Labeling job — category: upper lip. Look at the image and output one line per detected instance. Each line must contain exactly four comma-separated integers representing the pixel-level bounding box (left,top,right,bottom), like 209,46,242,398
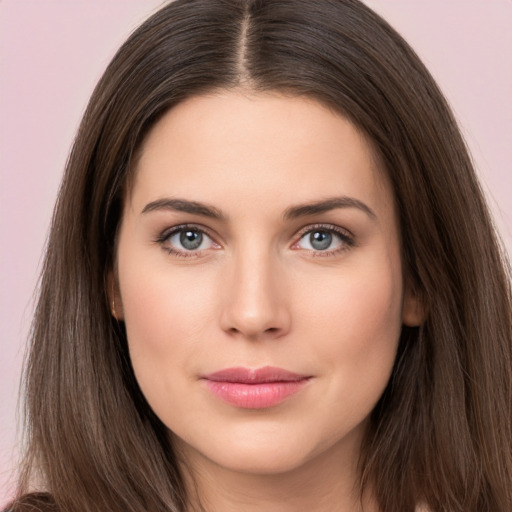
202,366,310,384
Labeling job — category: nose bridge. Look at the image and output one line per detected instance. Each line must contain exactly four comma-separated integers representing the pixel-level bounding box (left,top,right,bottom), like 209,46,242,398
220,240,290,339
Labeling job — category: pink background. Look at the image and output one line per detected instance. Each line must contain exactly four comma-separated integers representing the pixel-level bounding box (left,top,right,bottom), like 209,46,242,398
1,0,511,502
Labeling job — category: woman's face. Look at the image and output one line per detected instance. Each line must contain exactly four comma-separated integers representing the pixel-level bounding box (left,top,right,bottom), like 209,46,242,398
114,91,420,476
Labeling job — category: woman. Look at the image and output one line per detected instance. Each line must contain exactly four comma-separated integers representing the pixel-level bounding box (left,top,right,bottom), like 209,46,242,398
7,0,512,511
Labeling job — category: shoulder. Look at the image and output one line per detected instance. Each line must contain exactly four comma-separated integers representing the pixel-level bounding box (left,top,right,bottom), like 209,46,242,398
3,493,57,512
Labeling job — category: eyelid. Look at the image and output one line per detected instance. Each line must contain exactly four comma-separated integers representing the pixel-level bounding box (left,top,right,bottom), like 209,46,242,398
291,223,355,255
156,223,218,242
294,223,354,239
155,223,222,257
154,222,355,258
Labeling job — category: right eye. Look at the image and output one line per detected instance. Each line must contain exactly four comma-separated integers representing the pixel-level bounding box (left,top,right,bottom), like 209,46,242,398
158,225,220,257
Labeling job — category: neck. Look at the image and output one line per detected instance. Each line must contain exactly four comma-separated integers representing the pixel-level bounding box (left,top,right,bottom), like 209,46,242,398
174,434,378,512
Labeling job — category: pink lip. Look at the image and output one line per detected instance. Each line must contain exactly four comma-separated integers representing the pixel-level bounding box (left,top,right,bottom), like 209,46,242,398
201,366,311,409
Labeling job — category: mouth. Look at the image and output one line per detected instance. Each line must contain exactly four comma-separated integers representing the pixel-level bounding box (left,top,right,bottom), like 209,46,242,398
201,366,312,409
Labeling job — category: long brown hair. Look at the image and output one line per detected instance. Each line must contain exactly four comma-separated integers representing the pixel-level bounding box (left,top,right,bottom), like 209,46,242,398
12,1,512,511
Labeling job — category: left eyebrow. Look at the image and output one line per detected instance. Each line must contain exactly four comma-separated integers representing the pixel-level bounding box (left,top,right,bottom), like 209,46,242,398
283,196,376,221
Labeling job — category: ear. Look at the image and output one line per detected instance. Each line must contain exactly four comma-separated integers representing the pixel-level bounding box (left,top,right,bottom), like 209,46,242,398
107,271,124,321
402,283,426,327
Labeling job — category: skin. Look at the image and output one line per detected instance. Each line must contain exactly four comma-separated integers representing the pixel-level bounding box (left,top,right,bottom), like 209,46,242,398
113,90,422,512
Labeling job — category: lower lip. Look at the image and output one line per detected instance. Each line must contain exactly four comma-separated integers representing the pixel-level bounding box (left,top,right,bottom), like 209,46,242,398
203,379,310,409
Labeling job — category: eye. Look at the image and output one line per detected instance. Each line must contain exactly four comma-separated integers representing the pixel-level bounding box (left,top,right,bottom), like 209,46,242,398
292,225,354,255
157,225,220,257
170,229,207,251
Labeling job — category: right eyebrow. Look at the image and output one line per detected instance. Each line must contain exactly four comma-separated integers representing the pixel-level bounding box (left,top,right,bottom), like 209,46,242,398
141,198,226,220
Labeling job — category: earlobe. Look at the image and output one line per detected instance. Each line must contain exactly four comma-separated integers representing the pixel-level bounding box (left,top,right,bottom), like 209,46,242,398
107,271,124,321
402,285,426,327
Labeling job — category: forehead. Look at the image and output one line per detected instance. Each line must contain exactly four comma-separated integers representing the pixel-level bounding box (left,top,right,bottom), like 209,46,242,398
128,90,394,220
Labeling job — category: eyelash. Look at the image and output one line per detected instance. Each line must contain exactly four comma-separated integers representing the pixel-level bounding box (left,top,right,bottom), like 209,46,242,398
154,223,355,258
154,224,218,258
293,223,355,257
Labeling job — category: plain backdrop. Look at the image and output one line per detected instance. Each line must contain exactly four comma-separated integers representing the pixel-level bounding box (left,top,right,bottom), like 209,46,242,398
1,0,511,503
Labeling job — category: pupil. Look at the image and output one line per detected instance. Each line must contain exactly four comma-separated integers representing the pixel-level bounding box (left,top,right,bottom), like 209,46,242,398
180,230,202,250
310,231,332,250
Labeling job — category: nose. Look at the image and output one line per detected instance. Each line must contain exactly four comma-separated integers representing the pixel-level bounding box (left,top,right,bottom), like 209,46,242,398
219,249,291,341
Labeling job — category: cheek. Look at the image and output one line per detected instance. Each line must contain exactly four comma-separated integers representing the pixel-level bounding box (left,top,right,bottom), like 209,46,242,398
118,260,218,395
298,255,404,376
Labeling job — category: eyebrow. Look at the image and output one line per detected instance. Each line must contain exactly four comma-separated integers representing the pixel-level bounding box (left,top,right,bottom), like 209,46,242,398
141,198,225,219
141,195,376,221
283,196,376,220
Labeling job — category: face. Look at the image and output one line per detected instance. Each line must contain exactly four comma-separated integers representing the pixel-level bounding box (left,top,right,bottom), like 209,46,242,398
114,91,421,478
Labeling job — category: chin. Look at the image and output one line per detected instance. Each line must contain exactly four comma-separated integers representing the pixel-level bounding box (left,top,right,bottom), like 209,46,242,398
170,420,359,478
216,445,313,475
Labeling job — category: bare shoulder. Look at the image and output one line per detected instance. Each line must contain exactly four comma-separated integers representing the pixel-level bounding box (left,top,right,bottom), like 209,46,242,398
3,493,57,512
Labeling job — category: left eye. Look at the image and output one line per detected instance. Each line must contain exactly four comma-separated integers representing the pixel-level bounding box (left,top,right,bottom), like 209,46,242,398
294,228,349,252
165,228,216,252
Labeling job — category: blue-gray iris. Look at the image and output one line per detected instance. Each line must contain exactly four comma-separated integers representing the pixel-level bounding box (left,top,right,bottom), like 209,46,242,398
310,231,332,250
180,230,202,250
